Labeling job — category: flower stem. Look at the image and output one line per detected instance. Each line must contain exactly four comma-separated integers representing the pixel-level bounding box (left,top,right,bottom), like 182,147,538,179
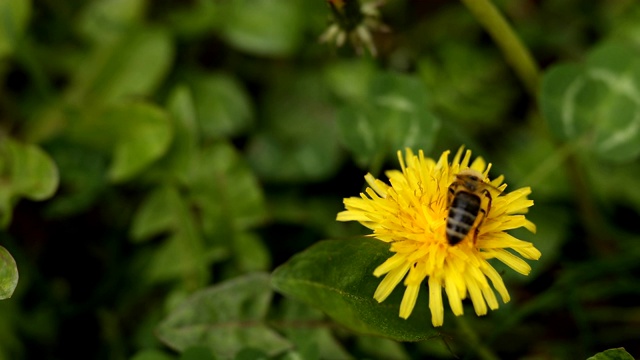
460,0,540,96
461,0,611,255
455,316,500,360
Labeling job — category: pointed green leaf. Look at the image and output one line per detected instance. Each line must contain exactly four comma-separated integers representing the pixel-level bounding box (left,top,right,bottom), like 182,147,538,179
157,273,292,358
68,27,173,105
190,73,253,140
0,246,18,299
130,185,182,242
587,348,635,360
106,102,173,182
337,72,440,167
163,85,198,184
271,238,437,341
0,0,30,58
541,42,640,162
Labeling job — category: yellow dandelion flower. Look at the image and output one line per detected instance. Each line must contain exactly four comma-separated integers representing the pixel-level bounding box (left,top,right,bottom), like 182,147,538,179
337,148,540,327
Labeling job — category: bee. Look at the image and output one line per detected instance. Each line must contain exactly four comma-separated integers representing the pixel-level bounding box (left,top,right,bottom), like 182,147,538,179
446,169,499,246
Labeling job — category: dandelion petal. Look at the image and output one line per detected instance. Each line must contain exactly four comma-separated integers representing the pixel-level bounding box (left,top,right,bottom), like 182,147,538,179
428,277,444,327
400,283,420,319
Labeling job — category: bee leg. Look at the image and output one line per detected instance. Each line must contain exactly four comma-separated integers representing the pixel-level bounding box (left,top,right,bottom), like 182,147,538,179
481,189,492,213
447,186,455,205
473,190,493,245
473,207,487,245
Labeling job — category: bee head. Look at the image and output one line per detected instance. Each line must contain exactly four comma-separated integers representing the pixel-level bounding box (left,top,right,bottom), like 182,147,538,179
456,168,485,181
455,168,486,190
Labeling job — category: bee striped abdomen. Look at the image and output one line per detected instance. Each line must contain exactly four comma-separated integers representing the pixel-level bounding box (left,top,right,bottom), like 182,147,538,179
446,192,481,245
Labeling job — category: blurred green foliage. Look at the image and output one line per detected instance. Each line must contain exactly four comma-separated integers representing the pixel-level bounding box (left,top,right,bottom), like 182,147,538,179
1,0,640,359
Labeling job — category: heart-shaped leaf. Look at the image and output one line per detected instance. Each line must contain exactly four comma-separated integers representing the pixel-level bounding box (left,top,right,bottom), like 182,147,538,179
337,72,440,167
541,42,640,162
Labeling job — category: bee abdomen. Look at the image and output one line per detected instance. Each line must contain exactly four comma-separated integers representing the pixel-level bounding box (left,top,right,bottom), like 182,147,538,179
446,192,481,245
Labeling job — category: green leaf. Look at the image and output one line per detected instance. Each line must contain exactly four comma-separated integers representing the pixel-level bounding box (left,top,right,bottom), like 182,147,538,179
233,348,268,360
219,0,304,56
324,59,377,102
587,348,635,360
143,191,213,288
337,72,440,167
0,0,30,58
130,349,177,360
355,335,410,360
3,139,59,200
43,145,107,219
68,27,173,106
157,273,292,358
180,346,216,360
130,185,182,242
163,85,198,184
540,42,640,162
271,238,437,341
0,138,59,227
587,155,640,215
276,298,352,360
163,1,222,37
187,142,266,234
190,73,254,140
246,71,342,182
0,246,18,299
76,0,146,42
106,102,174,182
233,232,271,273
417,43,517,127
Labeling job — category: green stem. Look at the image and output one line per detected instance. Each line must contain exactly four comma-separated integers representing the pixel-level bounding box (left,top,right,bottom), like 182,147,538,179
564,151,612,255
455,316,500,360
462,0,611,255
525,140,575,190
460,0,540,96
